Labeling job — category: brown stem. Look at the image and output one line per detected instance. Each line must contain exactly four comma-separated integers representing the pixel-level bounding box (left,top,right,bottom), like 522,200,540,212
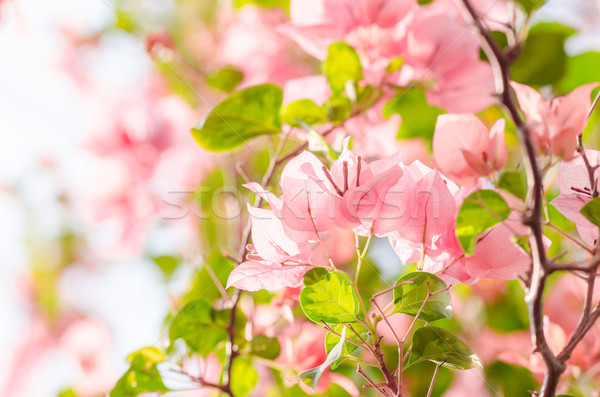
357,364,389,396
459,1,562,395
426,363,443,397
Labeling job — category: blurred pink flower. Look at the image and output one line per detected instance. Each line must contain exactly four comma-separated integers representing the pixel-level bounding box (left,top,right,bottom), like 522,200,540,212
280,0,417,82
277,322,359,395
221,5,310,86
433,114,507,186
512,82,598,159
398,1,495,112
551,149,600,246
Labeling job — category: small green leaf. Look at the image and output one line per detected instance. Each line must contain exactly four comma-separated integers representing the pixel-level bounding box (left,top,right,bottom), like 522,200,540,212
300,268,360,324
383,90,444,140
514,0,546,13
581,198,600,227
497,170,527,201
57,388,78,397
326,94,353,123
280,99,328,127
393,272,452,322
231,358,259,396
150,255,180,278
405,327,481,370
323,42,363,93
557,52,600,93
456,190,510,255
234,0,289,10
299,326,347,389
325,323,370,369
511,23,573,86
169,299,245,356
110,348,169,397
206,66,244,92
191,84,283,152
250,335,281,360
386,57,404,74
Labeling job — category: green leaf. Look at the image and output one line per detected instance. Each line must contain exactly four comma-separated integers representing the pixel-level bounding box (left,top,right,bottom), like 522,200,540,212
323,42,363,93
191,84,283,152
325,323,370,369
57,388,78,397
514,0,546,13
581,198,600,227
386,57,404,74
206,66,244,92
557,52,600,93
392,272,452,322
300,268,360,324
383,90,444,140
456,190,510,255
169,299,245,356
299,326,347,389
497,170,527,201
511,23,573,86
231,358,259,396
484,361,538,397
405,326,481,370
235,0,289,10
150,255,180,278
280,99,328,127
250,335,281,360
326,94,353,123
110,348,169,397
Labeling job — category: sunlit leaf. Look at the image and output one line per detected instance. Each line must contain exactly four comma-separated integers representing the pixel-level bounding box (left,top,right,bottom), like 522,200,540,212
191,84,282,152
300,268,360,324
512,23,574,86
324,42,363,93
456,190,510,255
393,272,452,322
280,99,328,127
169,299,245,356
206,66,244,92
250,335,281,360
557,52,600,94
497,170,527,201
514,0,546,13
231,358,259,396
405,327,481,370
110,348,169,397
383,90,444,140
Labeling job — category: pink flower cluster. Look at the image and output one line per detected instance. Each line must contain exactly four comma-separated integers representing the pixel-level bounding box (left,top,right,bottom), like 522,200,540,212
228,138,530,292
280,0,497,112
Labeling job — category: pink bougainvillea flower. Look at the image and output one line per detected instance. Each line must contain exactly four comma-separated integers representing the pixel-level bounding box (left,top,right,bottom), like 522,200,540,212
227,205,316,291
280,0,417,82
461,219,531,280
221,5,309,86
279,151,341,239
279,143,404,238
550,149,600,246
334,147,405,233
386,161,459,262
512,82,598,159
397,2,495,113
433,114,507,186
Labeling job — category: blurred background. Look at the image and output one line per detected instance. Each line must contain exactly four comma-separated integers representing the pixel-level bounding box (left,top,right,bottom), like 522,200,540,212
1,0,600,396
